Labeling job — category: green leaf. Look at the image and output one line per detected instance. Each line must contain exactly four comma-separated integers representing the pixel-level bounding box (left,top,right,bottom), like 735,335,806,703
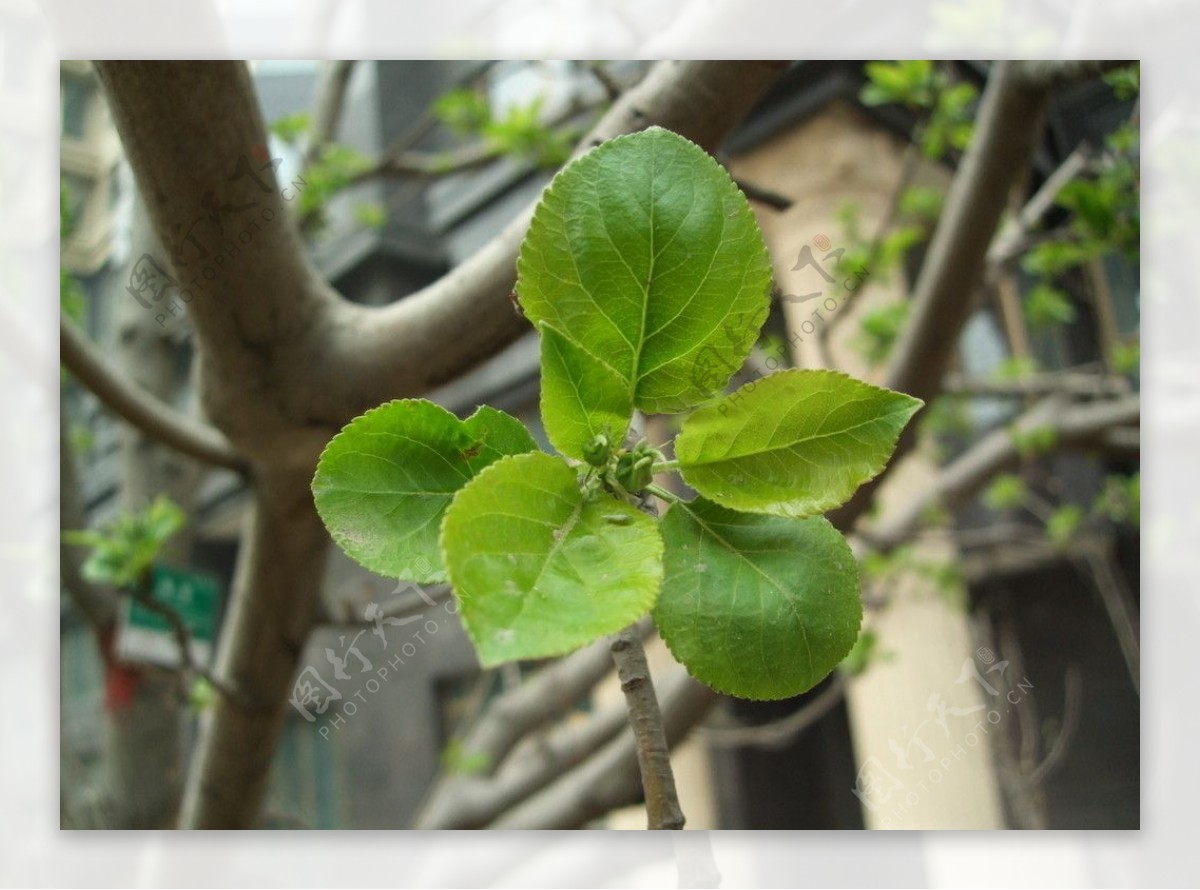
676,369,924,518
537,321,633,459
441,452,663,667
313,400,537,583
516,126,772,417
652,498,861,700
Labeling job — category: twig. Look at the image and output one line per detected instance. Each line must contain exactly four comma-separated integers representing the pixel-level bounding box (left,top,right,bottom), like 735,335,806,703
864,393,1140,552
987,144,1093,270
413,627,637,827
733,176,793,211
699,673,847,749
60,319,247,473
1029,664,1084,787
822,136,924,344
586,61,623,102
609,624,685,829
303,60,356,171
1074,542,1140,695
127,583,263,711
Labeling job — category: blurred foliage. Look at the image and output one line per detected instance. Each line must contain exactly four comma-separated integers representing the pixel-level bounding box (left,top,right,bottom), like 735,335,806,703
860,60,978,160
440,737,492,776
1046,504,1084,549
352,202,387,229
899,185,945,222
991,355,1039,381
840,628,892,676
863,543,965,608
1023,282,1077,330
269,112,311,146
1094,472,1139,527
482,97,573,168
982,473,1028,511
62,495,185,589
1103,63,1139,102
433,87,493,136
1008,424,1058,458
855,301,911,366
298,143,373,220
1111,340,1140,376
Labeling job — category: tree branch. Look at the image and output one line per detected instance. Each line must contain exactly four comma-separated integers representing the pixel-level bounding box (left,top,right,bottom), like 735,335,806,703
489,670,717,829
987,144,1092,270
829,61,1089,532
609,625,685,829
127,580,262,711
942,370,1132,399
699,673,847,749
865,393,1140,552
413,628,633,827
1013,60,1131,92
304,60,356,171
61,319,247,473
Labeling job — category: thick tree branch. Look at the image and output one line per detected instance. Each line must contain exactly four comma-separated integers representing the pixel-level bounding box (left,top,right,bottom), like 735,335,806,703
61,319,247,473
610,625,685,830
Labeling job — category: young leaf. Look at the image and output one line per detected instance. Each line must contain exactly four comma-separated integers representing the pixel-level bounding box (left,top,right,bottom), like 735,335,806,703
537,321,633,459
676,369,923,518
652,498,861,700
441,452,663,667
312,400,537,583
516,126,772,421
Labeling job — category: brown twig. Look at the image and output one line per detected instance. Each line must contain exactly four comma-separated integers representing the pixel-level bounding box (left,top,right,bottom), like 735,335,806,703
609,624,686,829
699,672,847,749
127,582,264,712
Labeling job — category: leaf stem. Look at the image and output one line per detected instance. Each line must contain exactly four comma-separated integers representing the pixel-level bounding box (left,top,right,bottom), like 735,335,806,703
609,624,686,829
652,459,680,473
645,483,681,504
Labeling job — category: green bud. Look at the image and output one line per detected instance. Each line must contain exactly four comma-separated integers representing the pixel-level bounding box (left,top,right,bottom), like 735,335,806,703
582,433,612,468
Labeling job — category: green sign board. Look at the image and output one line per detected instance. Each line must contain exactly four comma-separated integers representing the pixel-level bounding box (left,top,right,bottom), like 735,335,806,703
116,564,219,668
